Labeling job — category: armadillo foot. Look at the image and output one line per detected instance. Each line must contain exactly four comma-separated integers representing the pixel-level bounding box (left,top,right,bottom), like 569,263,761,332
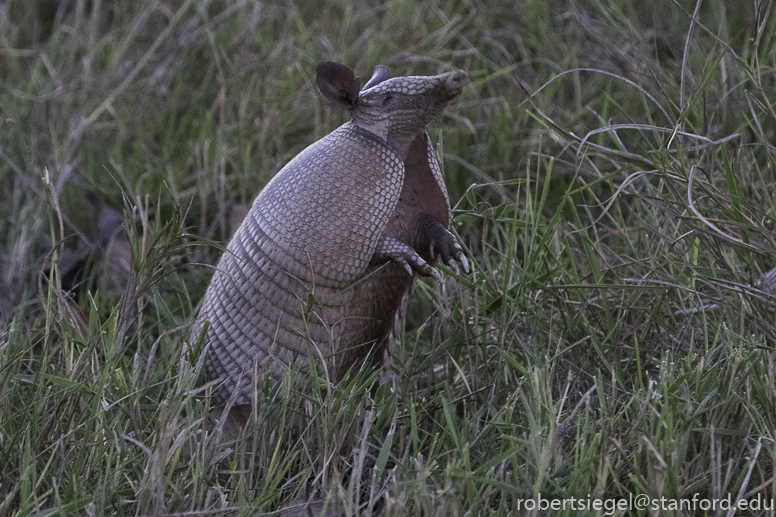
373,235,441,281
428,226,469,275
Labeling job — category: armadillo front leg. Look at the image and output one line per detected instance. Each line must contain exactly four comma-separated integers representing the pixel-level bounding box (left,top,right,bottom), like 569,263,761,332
372,235,442,281
372,216,468,280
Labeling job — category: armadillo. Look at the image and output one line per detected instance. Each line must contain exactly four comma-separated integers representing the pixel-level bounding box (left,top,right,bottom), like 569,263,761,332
194,61,468,408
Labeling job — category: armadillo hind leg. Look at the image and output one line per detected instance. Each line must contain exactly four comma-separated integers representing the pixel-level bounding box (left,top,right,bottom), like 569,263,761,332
335,263,413,380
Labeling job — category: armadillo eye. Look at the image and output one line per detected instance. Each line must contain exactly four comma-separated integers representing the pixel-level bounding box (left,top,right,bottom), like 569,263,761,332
382,95,394,106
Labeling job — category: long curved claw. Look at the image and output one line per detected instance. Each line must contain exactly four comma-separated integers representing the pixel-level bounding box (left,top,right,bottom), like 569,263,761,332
403,251,441,281
449,242,469,273
394,256,415,277
373,235,442,281
430,227,469,277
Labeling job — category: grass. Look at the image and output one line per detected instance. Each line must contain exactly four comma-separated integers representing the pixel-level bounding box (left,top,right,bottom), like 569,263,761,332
1,0,776,515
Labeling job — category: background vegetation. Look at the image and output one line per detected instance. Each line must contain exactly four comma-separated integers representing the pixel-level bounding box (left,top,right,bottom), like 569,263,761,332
1,0,775,515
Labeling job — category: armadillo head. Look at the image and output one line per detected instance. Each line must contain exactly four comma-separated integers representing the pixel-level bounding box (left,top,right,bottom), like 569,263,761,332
316,62,466,160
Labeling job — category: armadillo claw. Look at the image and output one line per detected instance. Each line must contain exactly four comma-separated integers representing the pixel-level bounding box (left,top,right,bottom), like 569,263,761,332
393,256,415,277
373,235,441,281
431,229,469,275
446,242,469,274
401,252,441,280
458,252,470,273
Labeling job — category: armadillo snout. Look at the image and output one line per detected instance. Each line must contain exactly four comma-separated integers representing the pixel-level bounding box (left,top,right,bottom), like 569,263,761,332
446,70,467,93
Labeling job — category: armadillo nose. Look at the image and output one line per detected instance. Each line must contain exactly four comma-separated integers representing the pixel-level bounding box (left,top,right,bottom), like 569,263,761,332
446,70,467,92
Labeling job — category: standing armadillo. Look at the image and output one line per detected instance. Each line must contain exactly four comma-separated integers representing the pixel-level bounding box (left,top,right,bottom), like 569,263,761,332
194,61,468,408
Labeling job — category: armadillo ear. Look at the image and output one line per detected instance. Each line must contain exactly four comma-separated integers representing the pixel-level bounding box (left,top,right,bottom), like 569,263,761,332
316,62,361,110
362,65,392,90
